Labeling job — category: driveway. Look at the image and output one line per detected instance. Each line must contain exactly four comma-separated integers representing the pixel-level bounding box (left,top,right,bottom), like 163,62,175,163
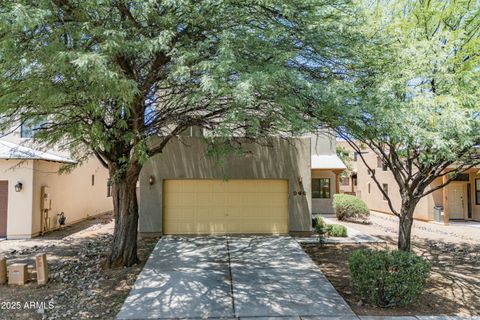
116,236,356,319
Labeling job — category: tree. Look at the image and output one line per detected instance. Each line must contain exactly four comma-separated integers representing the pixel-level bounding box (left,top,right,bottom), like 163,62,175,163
0,1,357,266
322,0,480,251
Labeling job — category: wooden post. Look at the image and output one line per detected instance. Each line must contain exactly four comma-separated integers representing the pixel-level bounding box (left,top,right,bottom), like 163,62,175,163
443,175,449,225
335,172,340,194
35,253,48,285
0,255,6,285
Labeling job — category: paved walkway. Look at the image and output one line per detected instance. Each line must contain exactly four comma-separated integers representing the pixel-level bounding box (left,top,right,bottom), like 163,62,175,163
296,217,385,244
116,236,355,319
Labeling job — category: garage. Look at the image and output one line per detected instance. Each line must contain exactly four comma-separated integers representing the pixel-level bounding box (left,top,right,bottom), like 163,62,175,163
163,179,288,235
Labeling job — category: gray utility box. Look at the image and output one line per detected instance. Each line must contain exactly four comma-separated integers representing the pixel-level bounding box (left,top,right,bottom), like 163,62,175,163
434,206,444,222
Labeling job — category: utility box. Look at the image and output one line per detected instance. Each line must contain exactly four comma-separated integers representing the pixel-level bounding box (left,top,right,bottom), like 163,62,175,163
8,263,28,285
0,256,6,285
434,206,444,223
35,253,48,285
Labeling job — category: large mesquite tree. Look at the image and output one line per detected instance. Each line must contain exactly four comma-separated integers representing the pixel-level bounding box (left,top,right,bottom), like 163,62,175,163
321,0,480,251
0,1,357,266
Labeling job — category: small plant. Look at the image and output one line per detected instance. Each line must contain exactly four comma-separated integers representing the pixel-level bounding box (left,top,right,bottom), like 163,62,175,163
348,249,431,307
333,194,370,221
326,224,348,237
314,216,328,245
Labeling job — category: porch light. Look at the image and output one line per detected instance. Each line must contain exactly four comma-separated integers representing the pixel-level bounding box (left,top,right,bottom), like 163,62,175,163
14,182,23,192
149,176,155,186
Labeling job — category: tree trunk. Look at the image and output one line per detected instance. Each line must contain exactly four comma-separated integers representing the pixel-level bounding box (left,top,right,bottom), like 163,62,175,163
107,171,140,268
398,204,415,252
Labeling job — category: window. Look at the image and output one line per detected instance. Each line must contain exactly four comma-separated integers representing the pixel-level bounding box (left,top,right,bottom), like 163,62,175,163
382,162,388,171
368,182,371,194
476,178,480,205
382,183,388,200
340,177,350,186
91,174,95,186
312,178,331,199
451,173,470,181
353,152,358,161
107,183,112,197
20,119,45,138
377,157,383,168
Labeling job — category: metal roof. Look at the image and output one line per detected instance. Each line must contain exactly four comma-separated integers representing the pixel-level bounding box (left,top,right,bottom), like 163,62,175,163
0,140,76,163
311,154,347,170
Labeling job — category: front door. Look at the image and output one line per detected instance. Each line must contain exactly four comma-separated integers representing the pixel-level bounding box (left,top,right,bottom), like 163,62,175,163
448,182,466,220
0,181,8,238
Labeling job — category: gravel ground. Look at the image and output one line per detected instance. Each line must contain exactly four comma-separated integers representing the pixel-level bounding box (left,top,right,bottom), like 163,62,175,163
303,211,480,317
0,213,159,320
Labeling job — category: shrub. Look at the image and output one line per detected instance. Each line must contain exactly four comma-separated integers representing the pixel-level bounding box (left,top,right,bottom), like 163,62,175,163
348,249,431,307
326,224,348,237
333,194,370,221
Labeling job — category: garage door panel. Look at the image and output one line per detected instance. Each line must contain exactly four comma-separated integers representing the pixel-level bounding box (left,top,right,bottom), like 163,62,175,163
164,193,195,207
163,179,288,234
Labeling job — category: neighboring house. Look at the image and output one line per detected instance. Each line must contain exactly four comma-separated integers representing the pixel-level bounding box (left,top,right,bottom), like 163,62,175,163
337,140,480,223
0,124,112,239
138,129,346,236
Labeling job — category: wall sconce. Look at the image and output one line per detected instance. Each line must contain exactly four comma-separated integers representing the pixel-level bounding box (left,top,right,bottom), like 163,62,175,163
149,176,155,186
14,182,23,192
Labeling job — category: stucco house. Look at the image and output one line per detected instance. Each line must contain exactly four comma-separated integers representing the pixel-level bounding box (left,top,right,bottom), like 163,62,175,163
0,125,112,239
337,141,480,223
138,130,346,236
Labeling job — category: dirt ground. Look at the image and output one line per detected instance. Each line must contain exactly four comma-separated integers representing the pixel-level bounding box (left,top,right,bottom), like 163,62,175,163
302,212,480,317
0,213,159,320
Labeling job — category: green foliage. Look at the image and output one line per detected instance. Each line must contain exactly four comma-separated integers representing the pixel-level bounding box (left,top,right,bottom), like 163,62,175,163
348,249,431,307
336,146,353,177
314,216,327,234
325,224,348,237
321,0,480,251
333,194,370,221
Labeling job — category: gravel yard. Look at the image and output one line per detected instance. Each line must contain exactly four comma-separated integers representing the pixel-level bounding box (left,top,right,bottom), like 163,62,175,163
302,211,480,317
0,213,159,320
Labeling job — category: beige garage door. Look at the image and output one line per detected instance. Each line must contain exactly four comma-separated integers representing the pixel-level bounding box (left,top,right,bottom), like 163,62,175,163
163,179,288,235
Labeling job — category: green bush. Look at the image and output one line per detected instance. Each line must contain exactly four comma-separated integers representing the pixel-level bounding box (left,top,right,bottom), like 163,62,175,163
333,194,370,221
348,249,431,307
326,224,348,237
314,216,327,235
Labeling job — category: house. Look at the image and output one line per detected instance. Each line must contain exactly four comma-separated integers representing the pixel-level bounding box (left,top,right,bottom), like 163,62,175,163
337,141,480,223
137,129,346,236
0,125,112,239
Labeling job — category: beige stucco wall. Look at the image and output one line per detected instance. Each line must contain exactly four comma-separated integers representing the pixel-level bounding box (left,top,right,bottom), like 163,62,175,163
355,149,480,222
31,158,113,236
310,130,336,156
0,160,35,238
139,136,312,234
311,170,336,214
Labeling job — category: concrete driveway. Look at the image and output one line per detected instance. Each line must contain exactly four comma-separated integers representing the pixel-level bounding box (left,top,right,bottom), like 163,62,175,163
116,236,356,319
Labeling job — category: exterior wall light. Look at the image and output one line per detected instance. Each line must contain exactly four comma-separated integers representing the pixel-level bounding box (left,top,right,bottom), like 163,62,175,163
14,182,23,192
149,176,155,186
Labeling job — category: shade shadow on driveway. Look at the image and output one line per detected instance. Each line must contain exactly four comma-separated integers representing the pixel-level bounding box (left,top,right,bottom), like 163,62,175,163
116,236,355,319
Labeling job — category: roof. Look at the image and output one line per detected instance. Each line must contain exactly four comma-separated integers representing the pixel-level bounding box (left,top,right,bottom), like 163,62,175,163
311,154,347,170
0,140,76,163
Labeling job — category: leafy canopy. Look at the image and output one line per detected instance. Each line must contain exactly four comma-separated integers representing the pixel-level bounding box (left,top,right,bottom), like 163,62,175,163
323,0,480,209
0,0,359,178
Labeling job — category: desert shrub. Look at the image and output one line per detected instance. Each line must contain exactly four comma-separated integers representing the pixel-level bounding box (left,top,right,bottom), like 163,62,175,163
348,249,431,307
333,194,370,220
314,216,327,234
326,224,348,237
